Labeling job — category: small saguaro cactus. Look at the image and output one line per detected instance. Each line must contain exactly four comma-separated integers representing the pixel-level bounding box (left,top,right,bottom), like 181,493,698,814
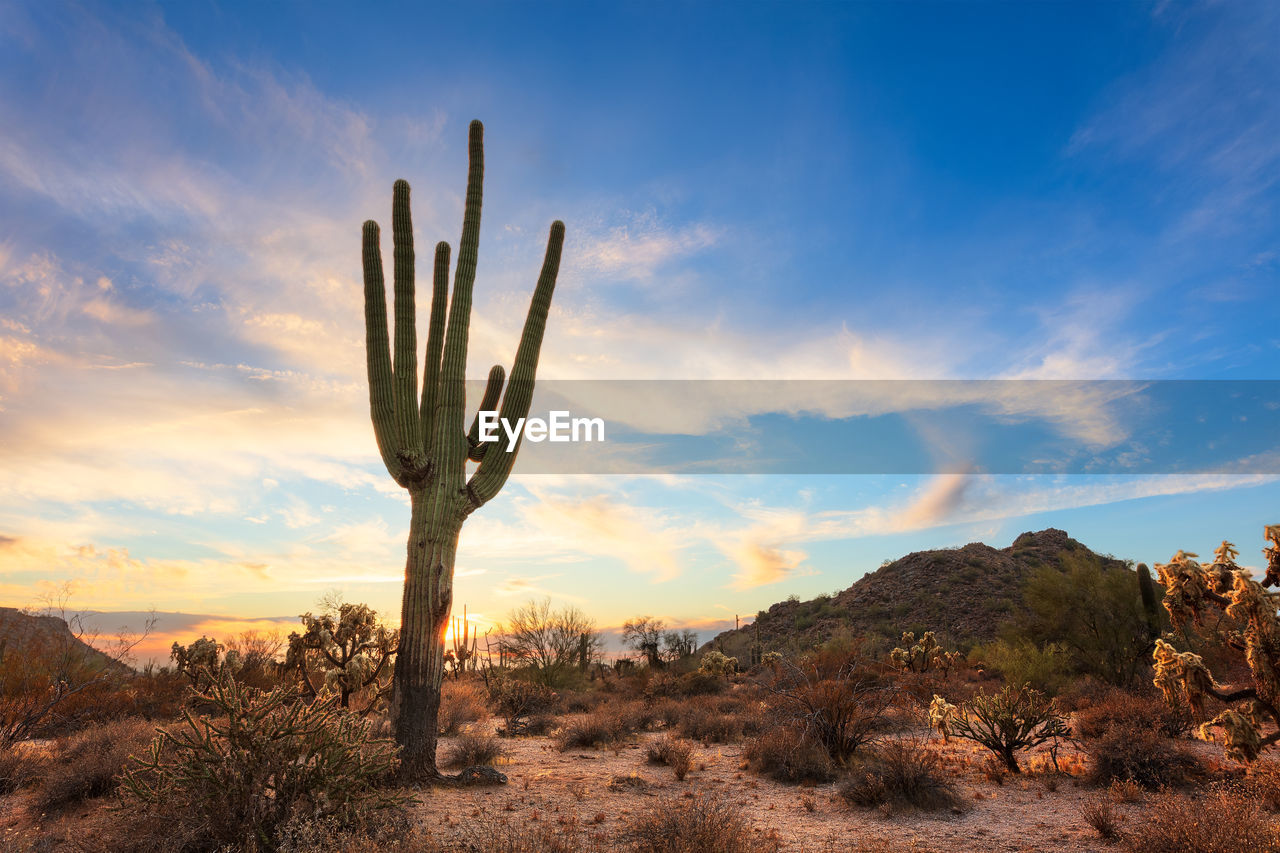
361,119,566,780
448,605,478,677
1151,525,1280,763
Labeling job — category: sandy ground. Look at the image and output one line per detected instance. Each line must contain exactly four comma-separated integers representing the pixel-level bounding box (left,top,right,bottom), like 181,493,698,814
0,717,1234,851
411,719,1147,852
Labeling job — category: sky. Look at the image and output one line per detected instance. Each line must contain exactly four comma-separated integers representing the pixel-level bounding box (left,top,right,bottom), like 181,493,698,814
0,0,1277,664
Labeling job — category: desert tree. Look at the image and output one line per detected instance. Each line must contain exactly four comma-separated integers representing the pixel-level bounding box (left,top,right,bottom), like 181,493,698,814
663,628,699,662
622,616,666,668
498,598,601,687
1012,553,1165,687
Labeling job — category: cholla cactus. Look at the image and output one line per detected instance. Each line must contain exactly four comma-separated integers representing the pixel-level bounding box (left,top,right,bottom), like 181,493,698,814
287,601,398,712
698,650,739,677
121,671,405,849
928,694,957,743
890,631,964,674
761,650,784,668
171,636,226,688
1151,525,1280,763
940,683,1071,773
1152,639,1216,716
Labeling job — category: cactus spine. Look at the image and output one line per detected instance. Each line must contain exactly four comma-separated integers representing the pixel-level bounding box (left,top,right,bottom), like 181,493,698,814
361,120,565,779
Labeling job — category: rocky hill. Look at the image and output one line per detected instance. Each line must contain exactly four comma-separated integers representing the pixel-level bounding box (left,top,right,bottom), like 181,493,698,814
707,528,1128,659
0,606,131,675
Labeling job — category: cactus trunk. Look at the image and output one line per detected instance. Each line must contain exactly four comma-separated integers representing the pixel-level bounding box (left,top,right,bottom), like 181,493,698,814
390,488,460,778
360,120,565,781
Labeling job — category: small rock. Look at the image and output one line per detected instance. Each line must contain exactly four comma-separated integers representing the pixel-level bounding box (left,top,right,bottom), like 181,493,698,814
455,766,508,786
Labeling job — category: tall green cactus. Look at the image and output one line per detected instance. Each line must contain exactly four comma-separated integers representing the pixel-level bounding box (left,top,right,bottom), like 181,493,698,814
361,119,565,779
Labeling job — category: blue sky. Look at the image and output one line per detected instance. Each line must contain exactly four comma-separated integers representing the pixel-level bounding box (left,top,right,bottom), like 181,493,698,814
0,0,1277,661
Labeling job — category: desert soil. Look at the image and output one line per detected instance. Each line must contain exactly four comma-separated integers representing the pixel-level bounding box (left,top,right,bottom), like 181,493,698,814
413,718,1153,852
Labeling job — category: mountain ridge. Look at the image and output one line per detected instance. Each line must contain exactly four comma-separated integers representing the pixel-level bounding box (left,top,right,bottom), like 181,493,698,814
706,528,1129,660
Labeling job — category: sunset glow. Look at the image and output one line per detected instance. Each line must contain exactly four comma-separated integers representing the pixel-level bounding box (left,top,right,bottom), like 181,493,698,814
2,1,1277,665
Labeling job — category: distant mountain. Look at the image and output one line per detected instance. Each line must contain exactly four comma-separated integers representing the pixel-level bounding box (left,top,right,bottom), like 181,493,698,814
706,528,1129,659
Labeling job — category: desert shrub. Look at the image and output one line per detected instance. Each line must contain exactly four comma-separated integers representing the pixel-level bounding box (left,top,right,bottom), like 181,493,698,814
0,743,48,795
121,674,406,851
555,707,637,750
489,676,557,736
1081,796,1121,841
1085,722,1206,789
617,700,659,732
677,704,742,743
442,731,506,769
645,735,695,781
744,726,836,783
838,738,961,813
1074,687,1191,739
274,809,439,853
679,670,728,696
13,671,186,739
557,689,606,714
627,792,781,853
522,712,557,736
0,600,144,746
1121,786,1280,853
972,639,1072,695
645,669,727,700
934,683,1071,773
37,716,155,810
438,679,487,735
1012,553,1166,688
764,656,896,763
454,808,607,853
651,697,685,729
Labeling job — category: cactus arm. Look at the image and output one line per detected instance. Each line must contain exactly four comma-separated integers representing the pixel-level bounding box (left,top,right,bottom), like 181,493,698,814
391,180,422,461
361,220,405,481
419,241,451,455
467,219,565,507
467,364,506,461
434,120,486,483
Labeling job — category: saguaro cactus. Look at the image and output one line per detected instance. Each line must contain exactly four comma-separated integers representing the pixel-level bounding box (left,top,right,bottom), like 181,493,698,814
361,119,565,779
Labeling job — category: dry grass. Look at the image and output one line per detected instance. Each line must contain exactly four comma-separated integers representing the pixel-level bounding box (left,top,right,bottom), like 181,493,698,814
37,716,156,810
743,725,837,784
1120,786,1280,853
555,706,639,750
438,679,488,735
1080,796,1121,841
1073,688,1191,740
0,742,49,795
626,791,781,853
442,731,507,769
839,738,963,814
645,735,695,781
